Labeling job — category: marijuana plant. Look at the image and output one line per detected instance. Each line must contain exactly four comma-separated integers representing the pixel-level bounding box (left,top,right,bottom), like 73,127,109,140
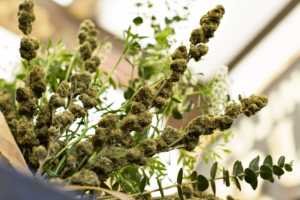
0,1,294,200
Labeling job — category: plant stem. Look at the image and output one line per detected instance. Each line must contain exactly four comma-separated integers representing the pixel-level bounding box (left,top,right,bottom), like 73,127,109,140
65,51,78,81
26,59,30,87
148,77,170,110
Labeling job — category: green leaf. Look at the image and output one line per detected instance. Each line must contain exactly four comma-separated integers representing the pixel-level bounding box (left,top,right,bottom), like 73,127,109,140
222,168,226,185
233,161,243,181
177,168,183,185
210,180,216,196
223,149,231,153
171,97,182,103
133,16,143,26
249,156,260,172
139,177,146,193
191,171,198,189
260,165,273,180
157,178,164,198
109,77,116,90
250,180,258,190
278,156,285,168
16,73,26,80
263,155,273,168
177,186,184,200
233,177,241,191
100,182,111,190
112,181,119,191
211,135,214,143
210,162,218,179
284,164,293,172
47,38,52,49
244,168,257,184
107,152,128,158
186,100,193,112
238,94,242,101
165,17,173,25
124,87,135,100
197,175,209,191
49,73,59,92
172,107,182,120
197,73,204,76
268,176,274,183
273,165,284,176
225,170,230,187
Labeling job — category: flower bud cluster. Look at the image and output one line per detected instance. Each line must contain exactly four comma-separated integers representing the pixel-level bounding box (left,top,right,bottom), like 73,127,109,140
0,90,16,123
57,80,70,99
92,114,116,148
152,80,174,110
29,65,46,98
17,0,35,35
70,71,92,96
16,118,40,149
72,141,93,163
78,20,101,73
120,86,154,134
189,5,225,62
15,87,36,118
19,37,39,61
241,94,268,117
65,169,100,187
53,110,75,129
169,45,188,82
79,85,98,109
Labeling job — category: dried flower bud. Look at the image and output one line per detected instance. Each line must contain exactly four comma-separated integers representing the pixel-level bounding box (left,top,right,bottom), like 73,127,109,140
109,129,122,144
183,185,193,199
131,85,154,108
171,45,187,60
189,28,204,46
154,138,167,150
72,141,93,161
161,126,182,145
241,94,268,117
17,98,37,117
35,145,47,161
53,111,74,128
120,134,136,149
29,65,46,98
36,105,52,128
142,139,157,154
66,155,77,169
137,111,153,128
153,80,174,100
48,126,58,138
49,94,65,109
126,147,141,162
98,114,116,129
57,80,70,98
185,115,214,136
84,56,101,73
130,102,146,114
35,125,49,146
189,44,209,61
70,71,92,95
224,103,241,119
16,87,33,102
120,114,143,133
79,41,92,61
98,157,113,174
17,0,35,35
214,115,234,131
170,59,187,74
92,127,111,147
182,133,199,151
106,147,127,168
135,192,151,200
70,104,86,119
19,37,39,60
152,96,166,110
16,119,39,148
169,71,181,82
79,86,97,109
69,169,100,187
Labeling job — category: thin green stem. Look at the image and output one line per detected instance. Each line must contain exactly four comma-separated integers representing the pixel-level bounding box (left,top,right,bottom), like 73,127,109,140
65,51,78,81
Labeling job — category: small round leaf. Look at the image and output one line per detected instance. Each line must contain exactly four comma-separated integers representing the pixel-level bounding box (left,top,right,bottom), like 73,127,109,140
244,168,257,184
197,175,209,191
260,165,272,180
284,164,293,172
273,165,285,176
133,17,143,26
278,156,285,168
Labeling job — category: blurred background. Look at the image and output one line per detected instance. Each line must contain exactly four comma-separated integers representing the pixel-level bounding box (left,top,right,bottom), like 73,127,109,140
0,0,300,199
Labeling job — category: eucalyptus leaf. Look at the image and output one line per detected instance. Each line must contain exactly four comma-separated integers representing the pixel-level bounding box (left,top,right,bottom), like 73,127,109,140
250,180,258,190
177,186,184,200
210,162,218,179
225,170,230,187
191,171,198,189
244,168,257,184
133,16,143,26
263,155,273,168
278,156,285,168
284,164,293,172
177,168,183,185
197,175,209,191
233,177,241,191
260,165,272,180
210,180,216,196
249,156,260,172
171,97,182,103
273,165,284,176
172,107,182,120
